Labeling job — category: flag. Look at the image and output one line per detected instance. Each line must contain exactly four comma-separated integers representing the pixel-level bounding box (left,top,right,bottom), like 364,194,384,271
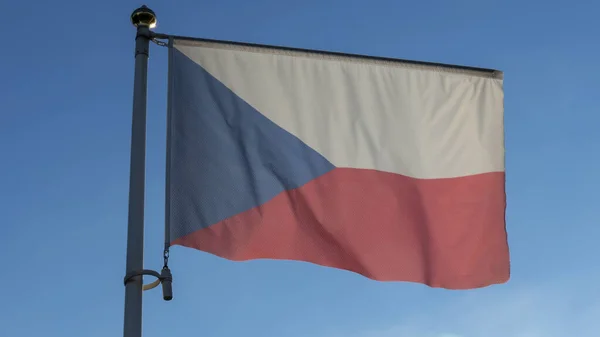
165,38,509,289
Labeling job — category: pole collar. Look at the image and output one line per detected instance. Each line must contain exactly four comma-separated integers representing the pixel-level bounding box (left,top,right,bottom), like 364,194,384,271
124,268,173,301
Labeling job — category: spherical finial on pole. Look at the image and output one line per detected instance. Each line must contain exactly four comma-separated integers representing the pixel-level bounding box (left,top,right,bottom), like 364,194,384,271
131,5,157,29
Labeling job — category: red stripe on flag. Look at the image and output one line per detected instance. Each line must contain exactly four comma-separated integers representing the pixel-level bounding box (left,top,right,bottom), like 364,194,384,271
172,168,509,289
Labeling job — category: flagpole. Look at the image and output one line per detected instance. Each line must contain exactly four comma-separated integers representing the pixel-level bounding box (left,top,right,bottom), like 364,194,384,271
123,5,156,337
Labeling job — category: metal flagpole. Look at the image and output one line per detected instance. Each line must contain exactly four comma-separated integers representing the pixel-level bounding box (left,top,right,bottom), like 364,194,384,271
122,5,173,337
123,5,156,337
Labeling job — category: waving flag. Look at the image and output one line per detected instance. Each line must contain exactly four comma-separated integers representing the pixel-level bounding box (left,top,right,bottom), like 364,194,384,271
165,38,509,289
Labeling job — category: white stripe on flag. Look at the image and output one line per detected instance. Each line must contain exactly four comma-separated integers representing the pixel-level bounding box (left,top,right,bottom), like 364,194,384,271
175,40,504,179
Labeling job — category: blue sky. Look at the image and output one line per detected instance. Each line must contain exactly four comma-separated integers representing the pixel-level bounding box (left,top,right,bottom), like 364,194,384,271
1,0,599,336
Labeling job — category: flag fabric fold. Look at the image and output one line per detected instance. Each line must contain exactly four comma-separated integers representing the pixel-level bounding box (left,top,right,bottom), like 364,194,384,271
166,38,509,289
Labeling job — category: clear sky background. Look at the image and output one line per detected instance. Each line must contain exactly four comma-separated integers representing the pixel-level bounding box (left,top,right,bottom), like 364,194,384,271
1,0,599,336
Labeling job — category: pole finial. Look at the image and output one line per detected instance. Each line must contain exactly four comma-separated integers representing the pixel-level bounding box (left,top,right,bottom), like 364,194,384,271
131,5,157,29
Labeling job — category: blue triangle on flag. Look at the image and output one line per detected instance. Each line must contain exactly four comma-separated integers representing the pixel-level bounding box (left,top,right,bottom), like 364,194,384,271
168,49,336,240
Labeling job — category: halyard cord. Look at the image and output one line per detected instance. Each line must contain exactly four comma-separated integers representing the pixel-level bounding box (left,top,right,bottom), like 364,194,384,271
149,35,169,270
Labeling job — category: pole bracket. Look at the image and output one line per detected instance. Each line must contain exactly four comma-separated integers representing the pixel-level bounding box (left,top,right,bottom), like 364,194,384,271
124,267,173,301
